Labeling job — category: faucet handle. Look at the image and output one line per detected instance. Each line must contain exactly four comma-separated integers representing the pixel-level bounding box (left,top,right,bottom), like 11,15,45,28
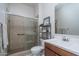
63,36,69,41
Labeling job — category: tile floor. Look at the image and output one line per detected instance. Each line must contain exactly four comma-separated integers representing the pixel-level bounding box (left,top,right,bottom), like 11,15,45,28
9,50,44,56
9,50,32,56
9,49,44,56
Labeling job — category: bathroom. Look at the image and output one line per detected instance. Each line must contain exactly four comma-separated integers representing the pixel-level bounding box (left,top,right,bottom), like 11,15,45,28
0,3,79,56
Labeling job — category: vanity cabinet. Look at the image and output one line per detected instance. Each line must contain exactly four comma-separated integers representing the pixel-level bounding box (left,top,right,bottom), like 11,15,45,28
45,42,77,56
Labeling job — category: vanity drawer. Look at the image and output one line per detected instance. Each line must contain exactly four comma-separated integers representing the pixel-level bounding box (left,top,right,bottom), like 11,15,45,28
45,42,77,56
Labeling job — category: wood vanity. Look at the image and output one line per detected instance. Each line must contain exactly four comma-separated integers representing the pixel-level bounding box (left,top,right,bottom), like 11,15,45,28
45,42,77,56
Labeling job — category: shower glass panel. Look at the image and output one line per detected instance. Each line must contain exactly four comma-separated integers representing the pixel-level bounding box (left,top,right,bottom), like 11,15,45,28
23,18,38,50
8,15,38,54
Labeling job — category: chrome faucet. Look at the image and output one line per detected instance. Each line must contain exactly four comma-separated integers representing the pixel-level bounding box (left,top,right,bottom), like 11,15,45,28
62,36,69,42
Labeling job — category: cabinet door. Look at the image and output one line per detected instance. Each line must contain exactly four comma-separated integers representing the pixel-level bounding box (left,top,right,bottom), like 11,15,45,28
45,48,59,56
45,42,77,56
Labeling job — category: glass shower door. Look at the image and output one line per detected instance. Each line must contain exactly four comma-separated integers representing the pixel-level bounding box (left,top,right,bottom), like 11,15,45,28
8,15,38,54
23,18,38,50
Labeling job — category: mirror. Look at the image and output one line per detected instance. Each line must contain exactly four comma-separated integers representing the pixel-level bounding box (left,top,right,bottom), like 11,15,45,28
55,3,79,35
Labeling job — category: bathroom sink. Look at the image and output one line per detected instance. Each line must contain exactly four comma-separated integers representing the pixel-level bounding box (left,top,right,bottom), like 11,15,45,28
43,37,79,55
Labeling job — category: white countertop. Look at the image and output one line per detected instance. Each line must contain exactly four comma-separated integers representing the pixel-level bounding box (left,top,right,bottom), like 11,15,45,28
43,37,79,55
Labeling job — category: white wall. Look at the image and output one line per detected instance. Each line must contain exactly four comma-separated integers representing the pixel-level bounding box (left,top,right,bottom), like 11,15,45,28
8,3,36,18
38,3,58,38
0,3,8,49
34,4,39,18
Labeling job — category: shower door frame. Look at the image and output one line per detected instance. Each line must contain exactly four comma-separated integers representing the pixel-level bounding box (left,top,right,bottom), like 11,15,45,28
0,23,4,53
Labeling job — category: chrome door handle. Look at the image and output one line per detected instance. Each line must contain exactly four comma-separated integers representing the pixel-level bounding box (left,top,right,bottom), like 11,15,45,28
17,34,24,35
